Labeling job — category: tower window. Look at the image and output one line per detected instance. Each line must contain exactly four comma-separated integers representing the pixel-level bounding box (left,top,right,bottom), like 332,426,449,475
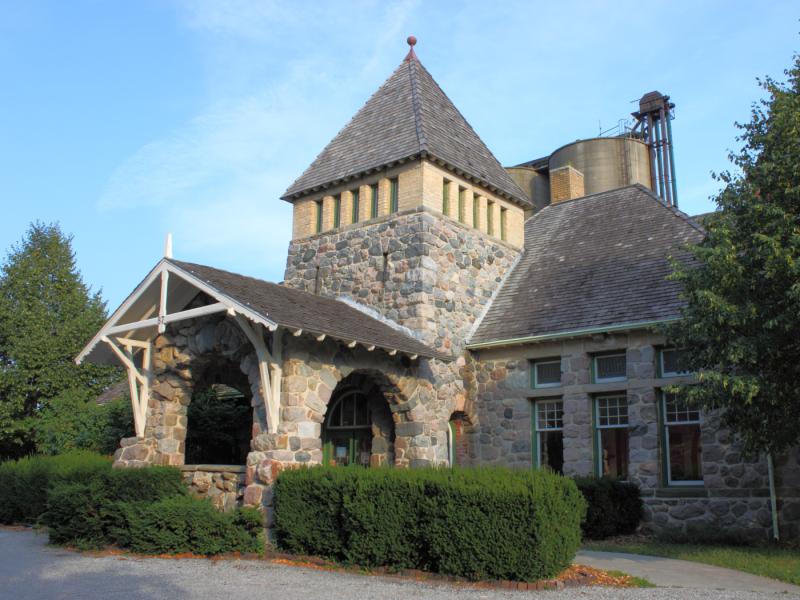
473,195,479,228
458,187,466,223
487,200,495,235
500,207,508,241
315,200,323,233
442,179,450,215
333,194,341,228
370,183,379,218
351,189,360,224
390,178,399,213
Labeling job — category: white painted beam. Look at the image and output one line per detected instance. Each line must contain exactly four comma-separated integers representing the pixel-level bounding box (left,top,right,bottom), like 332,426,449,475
106,303,228,336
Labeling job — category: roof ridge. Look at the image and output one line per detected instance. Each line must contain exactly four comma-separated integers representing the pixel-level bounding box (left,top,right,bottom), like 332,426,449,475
407,59,428,152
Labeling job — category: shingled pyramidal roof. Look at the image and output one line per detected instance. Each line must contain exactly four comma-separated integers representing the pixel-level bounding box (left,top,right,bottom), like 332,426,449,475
283,40,530,207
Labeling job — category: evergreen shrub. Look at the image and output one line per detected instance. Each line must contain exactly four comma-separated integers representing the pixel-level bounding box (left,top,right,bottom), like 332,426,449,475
273,466,586,581
574,477,642,539
0,451,111,524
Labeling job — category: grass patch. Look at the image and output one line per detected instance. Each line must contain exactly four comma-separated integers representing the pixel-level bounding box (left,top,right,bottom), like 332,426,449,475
606,569,656,588
585,540,800,586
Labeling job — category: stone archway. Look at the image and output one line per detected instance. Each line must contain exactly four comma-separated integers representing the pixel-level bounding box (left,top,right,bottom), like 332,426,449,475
321,372,396,467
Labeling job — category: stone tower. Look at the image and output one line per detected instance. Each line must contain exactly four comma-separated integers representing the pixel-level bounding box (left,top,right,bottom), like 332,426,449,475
282,39,531,366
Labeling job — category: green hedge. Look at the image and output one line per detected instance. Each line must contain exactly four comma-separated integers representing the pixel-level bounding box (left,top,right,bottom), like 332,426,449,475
0,452,262,555
0,451,111,524
273,466,586,582
574,477,643,539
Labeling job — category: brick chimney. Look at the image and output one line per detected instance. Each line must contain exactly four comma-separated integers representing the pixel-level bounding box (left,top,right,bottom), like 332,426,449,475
550,165,585,203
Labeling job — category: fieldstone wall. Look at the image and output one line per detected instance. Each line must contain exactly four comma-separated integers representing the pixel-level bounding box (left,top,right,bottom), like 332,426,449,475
181,466,246,512
283,206,520,426
467,331,800,540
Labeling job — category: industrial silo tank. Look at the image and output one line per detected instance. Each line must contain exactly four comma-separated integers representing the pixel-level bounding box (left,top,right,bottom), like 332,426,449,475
548,137,653,196
505,166,550,213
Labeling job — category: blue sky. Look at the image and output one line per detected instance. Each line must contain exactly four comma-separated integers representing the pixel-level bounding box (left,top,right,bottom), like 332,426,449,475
1,0,797,309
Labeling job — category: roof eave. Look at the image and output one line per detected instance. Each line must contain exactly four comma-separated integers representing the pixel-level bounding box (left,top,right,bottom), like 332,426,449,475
466,318,680,351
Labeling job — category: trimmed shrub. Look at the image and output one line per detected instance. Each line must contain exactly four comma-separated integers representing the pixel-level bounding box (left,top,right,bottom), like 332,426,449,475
274,466,585,582
574,477,643,539
0,451,111,524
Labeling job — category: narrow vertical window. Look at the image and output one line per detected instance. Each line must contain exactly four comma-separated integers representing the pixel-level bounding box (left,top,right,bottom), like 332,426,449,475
458,187,466,223
594,395,629,479
442,179,450,215
662,393,703,485
390,178,399,213
333,194,341,228
500,207,508,241
473,196,479,228
315,200,323,233
351,189,359,224
533,400,564,473
370,183,379,218
487,200,495,235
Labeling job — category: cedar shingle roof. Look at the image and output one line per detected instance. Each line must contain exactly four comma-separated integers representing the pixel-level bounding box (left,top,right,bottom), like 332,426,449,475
469,185,705,345
169,260,450,361
282,56,530,207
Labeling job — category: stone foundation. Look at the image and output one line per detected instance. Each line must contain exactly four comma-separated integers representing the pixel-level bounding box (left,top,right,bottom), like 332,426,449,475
181,465,246,512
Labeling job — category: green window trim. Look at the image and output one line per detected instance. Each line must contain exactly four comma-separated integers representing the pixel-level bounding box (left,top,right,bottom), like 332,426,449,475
390,178,399,213
370,184,379,218
442,180,450,215
473,196,479,228
315,200,323,233
658,348,690,378
593,394,630,479
531,398,564,472
660,391,704,486
487,201,495,235
530,358,561,389
458,188,466,223
333,195,341,228
351,189,359,224
500,207,507,241
592,351,627,384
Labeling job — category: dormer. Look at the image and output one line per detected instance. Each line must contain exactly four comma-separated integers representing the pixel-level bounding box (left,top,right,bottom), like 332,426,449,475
281,37,531,249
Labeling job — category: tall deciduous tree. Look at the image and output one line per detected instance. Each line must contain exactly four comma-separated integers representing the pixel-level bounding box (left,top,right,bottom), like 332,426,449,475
0,222,118,458
666,54,800,454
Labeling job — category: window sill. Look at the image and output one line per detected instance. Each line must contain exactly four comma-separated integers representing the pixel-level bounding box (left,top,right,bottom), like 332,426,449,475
180,464,247,473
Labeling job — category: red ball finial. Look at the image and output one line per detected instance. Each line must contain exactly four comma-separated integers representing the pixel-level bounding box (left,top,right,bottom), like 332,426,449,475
407,35,417,47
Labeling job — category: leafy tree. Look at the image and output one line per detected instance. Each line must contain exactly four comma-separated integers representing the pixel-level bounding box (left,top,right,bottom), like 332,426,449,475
666,54,800,454
0,222,120,458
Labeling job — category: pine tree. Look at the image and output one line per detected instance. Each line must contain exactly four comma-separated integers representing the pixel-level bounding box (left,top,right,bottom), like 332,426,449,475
666,54,800,454
0,222,119,458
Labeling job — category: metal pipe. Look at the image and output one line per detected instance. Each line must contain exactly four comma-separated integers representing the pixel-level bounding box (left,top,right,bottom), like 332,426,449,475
653,115,665,200
768,453,780,541
659,107,672,206
646,116,657,194
666,112,679,207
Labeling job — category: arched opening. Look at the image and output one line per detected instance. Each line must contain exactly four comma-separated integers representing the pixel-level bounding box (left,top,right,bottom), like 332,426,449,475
185,358,253,465
448,411,471,467
322,373,395,467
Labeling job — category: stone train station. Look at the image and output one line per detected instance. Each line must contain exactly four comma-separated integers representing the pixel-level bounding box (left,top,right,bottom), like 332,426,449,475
79,38,799,540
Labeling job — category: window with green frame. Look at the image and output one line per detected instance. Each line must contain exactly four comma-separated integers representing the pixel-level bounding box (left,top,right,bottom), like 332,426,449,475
458,187,466,223
592,352,627,383
333,194,341,228
442,179,450,215
389,178,399,213
531,358,561,388
351,189,360,223
659,348,690,377
370,183,379,218
593,394,629,479
660,392,703,485
315,200,323,233
532,399,564,473
487,201,495,235
322,389,372,467
473,195,479,228
500,207,507,241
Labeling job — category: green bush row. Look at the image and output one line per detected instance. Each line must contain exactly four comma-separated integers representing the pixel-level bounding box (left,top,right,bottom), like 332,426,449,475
574,477,643,539
273,466,586,582
0,452,263,555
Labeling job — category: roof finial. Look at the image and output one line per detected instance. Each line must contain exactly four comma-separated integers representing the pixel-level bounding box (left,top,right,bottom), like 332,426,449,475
404,35,417,62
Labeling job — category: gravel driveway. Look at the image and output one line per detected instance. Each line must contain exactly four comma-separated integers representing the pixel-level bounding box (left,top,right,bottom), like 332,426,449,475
1,528,797,600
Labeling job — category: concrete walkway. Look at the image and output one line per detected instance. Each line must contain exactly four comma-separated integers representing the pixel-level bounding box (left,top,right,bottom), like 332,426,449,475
576,550,800,594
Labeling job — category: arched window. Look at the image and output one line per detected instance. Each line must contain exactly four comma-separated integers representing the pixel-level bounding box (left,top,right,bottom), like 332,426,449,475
322,389,372,467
